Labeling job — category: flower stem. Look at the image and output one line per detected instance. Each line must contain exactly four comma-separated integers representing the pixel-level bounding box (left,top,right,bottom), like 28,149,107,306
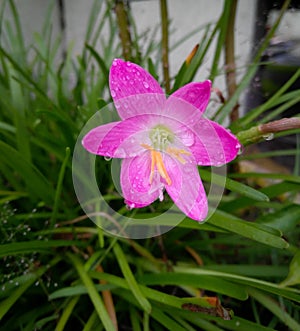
115,0,132,61
225,0,239,122
160,0,170,93
237,117,300,146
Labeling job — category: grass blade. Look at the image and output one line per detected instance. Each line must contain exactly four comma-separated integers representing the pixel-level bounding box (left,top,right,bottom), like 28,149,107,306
113,242,152,313
66,253,116,331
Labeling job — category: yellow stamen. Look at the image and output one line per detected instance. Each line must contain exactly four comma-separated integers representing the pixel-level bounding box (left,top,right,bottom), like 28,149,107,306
141,143,172,185
167,147,191,164
153,150,172,185
149,149,156,184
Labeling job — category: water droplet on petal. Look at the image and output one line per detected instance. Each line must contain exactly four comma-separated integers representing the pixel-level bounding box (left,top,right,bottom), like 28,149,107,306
263,133,274,141
126,202,135,210
214,162,223,168
159,188,164,201
104,156,112,161
180,129,195,147
116,148,126,158
143,81,149,89
126,61,131,67
111,89,116,98
112,60,118,66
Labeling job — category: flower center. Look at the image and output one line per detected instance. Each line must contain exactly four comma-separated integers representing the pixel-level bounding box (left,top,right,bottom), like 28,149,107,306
149,125,174,150
141,125,191,186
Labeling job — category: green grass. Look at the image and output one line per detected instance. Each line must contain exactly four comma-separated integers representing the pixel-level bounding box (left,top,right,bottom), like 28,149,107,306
1,0,300,330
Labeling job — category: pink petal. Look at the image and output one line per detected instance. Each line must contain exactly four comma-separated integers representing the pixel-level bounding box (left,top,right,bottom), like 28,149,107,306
110,59,165,119
113,93,166,119
120,153,162,208
164,155,208,221
82,122,118,155
188,119,241,166
99,114,163,158
171,80,211,113
165,95,203,128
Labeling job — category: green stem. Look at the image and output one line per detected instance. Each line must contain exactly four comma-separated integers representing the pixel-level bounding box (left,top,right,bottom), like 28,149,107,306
237,117,300,146
115,0,132,61
160,0,170,93
209,0,231,82
225,0,239,122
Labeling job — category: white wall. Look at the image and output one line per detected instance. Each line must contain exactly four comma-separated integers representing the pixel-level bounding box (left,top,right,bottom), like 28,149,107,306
4,1,255,74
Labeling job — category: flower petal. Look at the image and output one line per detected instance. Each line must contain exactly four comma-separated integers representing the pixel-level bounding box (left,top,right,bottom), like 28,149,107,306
164,155,208,221
165,95,203,128
99,114,165,158
186,119,240,166
110,59,165,119
121,153,162,208
82,122,118,155
171,80,211,113
113,93,166,120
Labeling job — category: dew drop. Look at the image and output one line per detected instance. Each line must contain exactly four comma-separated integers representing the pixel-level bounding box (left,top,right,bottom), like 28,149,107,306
237,145,244,155
263,133,274,141
116,148,126,158
112,60,118,66
126,61,131,67
181,129,195,147
143,81,149,89
126,203,135,210
104,156,112,161
111,89,116,98
159,189,164,202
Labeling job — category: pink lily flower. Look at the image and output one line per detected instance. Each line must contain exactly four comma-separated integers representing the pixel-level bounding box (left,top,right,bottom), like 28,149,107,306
82,59,240,221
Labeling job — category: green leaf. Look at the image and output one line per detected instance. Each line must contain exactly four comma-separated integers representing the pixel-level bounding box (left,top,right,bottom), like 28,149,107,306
257,204,300,233
280,250,300,287
50,147,71,227
139,273,248,300
221,181,300,212
151,307,187,331
0,240,84,258
66,253,116,331
173,265,300,303
200,169,269,202
0,141,54,205
113,242,152,313
248,288,300,331
49,284,116,300
55,296,80,331
207,210,288,249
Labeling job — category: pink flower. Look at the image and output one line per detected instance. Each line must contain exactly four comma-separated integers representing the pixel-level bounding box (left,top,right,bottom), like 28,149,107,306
82,59,240,221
